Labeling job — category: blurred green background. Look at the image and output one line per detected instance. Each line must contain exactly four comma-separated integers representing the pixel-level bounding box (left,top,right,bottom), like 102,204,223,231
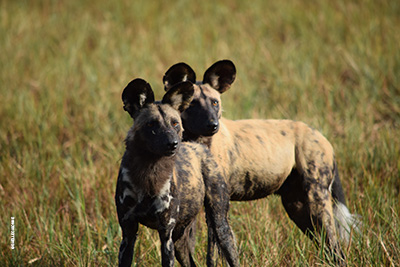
1,0,399,266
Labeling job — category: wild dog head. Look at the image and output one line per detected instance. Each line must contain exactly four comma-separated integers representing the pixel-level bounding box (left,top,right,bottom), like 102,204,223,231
122,78,194,156
163,60,236,138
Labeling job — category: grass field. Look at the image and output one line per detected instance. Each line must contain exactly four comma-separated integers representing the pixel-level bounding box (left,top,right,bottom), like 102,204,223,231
1,0,399,266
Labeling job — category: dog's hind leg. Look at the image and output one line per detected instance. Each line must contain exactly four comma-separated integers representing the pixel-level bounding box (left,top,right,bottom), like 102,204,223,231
278,169,315,237
278,169,346,266
306,181,346,266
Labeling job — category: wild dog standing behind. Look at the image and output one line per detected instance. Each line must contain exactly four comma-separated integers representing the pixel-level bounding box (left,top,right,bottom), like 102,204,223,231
163,60,360,266
115,79,239,267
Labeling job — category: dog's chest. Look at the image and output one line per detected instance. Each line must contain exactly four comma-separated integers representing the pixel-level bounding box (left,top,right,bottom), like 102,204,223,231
118,168,176,229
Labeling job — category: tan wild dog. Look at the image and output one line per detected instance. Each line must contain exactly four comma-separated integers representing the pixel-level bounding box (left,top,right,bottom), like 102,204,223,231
115,78,239,267
162,60,360,266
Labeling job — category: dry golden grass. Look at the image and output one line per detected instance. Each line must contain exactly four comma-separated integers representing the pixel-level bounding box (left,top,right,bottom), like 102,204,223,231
1,0,399,266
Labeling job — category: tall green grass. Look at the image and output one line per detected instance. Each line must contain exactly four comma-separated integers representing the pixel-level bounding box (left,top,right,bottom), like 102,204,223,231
1,0,399,266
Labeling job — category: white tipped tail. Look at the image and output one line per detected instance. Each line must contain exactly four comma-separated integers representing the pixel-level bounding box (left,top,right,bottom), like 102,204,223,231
333,202,361,243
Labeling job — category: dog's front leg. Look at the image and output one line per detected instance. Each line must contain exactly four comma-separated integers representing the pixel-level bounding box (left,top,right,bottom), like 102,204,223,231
204,196,239,267
159,227,176,267
203,158,239,267
206,221,218,267
118,220,138,267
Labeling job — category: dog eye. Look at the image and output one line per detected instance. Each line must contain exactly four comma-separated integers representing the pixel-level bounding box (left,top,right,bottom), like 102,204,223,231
171,121,179,127
147,122,155,128
212,100,219,107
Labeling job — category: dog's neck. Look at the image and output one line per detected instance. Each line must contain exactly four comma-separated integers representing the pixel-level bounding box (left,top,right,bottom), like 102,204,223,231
125,139,175,197
182,130,213,148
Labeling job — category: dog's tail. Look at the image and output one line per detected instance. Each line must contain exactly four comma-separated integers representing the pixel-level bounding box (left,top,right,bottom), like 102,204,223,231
331,162,361,243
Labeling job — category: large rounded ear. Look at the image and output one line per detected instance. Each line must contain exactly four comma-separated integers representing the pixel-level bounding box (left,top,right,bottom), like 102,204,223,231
202,60,236,94
122,78,155,118
162,81,194,113
163,63,196,91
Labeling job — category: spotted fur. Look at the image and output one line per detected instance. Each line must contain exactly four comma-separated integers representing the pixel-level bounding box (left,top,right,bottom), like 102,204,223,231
163,60,361,266
115,78,239,267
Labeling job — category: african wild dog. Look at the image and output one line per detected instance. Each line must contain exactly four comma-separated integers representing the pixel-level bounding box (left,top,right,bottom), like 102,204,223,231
115,78,239,267
162,60,360,266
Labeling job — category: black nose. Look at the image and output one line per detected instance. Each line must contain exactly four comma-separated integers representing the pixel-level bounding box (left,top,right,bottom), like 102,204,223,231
167,140,179,150
208,121,219,131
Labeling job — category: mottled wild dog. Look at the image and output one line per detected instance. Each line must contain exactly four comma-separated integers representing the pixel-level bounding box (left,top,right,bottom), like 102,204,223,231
115,78,239,267
163,60,360,266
